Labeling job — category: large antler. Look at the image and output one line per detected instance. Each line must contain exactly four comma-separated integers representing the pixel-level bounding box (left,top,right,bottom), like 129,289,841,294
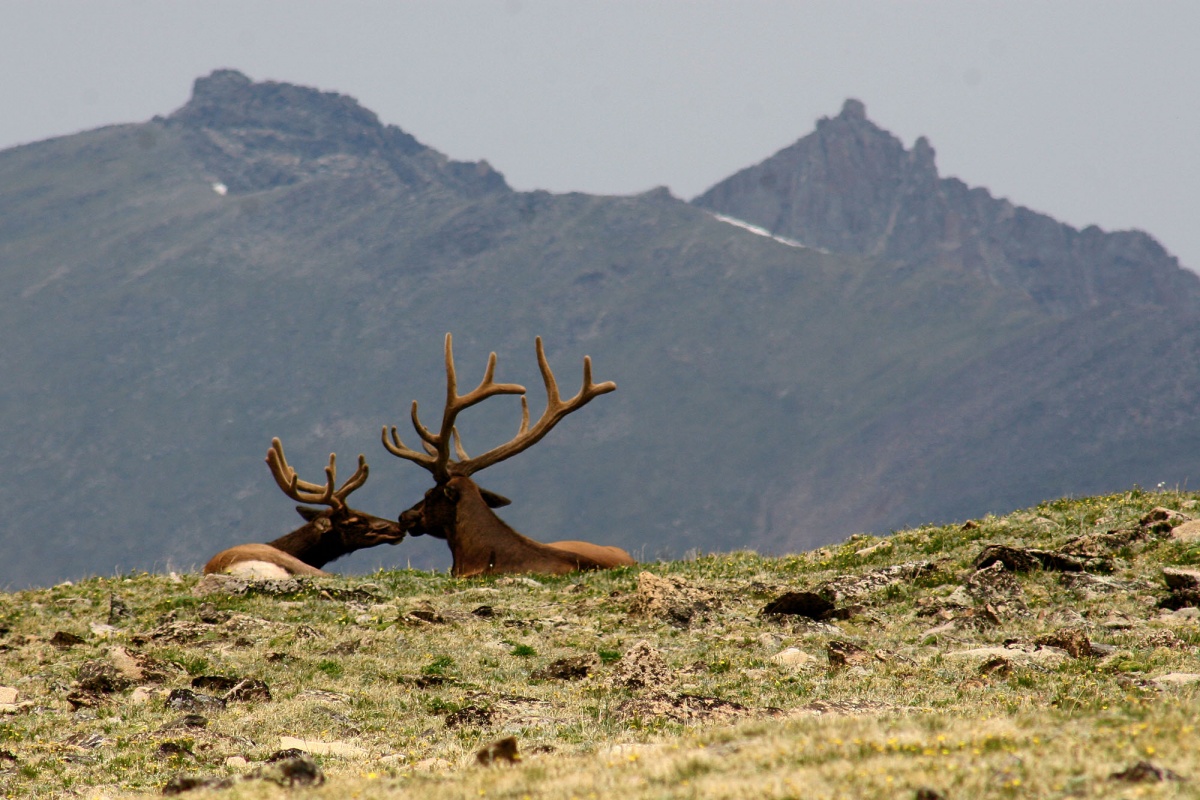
382,334,616,480
266,437,369,511
381,333,526,481
454,336,616,476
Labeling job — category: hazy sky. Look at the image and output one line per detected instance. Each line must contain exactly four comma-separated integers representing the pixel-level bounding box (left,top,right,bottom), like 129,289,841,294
4,1,1198,271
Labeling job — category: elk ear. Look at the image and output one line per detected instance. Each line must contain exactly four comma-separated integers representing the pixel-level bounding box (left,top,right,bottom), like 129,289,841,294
442,485,460,502
295,506,323,521
479,488,512,508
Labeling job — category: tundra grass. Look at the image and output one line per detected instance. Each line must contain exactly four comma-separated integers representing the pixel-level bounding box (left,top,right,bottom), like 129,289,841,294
0,487,1197,798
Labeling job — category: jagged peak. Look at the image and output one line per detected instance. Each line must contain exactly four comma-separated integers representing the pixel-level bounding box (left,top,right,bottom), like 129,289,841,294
839,98,867,121
168,69,395,144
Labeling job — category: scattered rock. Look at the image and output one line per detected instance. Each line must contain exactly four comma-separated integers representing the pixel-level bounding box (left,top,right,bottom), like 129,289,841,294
818,561,938,602
531,655,599,681
627,572,716,627
974,544,1088,573
476,736,521,766
1152,673,1200,687
964,562,1027,617
759,591,834,620
1170,520,1200,543
979,657,1012,677
224,679,272,703
854,540,892,558
1159,568,1200,610
944,645,1068,667
1109,760,1186,782
255,751,326,787
1060,572,1131,595
162,774,235,795
606,641,671,690
496,576,543,589
277,736,367,758
192,574,307,597
195,603,230,624
444,705,495,728
165,689,226,712
1033,628,1096,658
50,631,86,649
77,661,133,694
1140,507,1190,532
614,692,752,724
826,640,871,669
1059,528,1149,558
770,647,818,671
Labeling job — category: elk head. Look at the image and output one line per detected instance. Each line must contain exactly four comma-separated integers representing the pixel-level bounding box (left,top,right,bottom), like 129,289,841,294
383,334,634,576
203,438,405,576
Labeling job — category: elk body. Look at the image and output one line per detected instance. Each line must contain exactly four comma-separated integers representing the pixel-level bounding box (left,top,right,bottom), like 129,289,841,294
385,334,634,577
204,438,405,577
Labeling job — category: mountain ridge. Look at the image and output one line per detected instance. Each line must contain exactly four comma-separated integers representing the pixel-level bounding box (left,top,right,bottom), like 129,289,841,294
693,98,1200,316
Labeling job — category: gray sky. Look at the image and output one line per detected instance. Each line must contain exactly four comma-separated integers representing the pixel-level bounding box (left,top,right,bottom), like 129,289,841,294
4,1,1198,271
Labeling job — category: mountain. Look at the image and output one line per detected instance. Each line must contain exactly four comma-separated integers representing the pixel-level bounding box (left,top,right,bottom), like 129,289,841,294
694,98,1200,316
2,72,1198,589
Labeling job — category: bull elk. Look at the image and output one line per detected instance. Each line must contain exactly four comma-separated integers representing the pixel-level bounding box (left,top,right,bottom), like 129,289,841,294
204,438,405,577
383,334,634,576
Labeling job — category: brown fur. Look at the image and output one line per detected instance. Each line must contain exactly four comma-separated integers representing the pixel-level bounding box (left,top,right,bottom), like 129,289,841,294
400,475,634,577
203,505,404,576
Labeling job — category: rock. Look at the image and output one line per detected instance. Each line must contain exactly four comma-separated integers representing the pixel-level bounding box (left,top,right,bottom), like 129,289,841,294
444,705,495,728
944,645,1068,667
77,661,133,694
1109,760,1186,782
531,655,599,681
162,775,235,795
627,572,715,627
255,751,326,787
1033,628,1096,659
476,736,521,766
277,736,367,758
759,591,834,620
1163,568,1200,591
974,544,1086,573
606,641,671,690
613,692,752,724
964,561,1027,616
0,687,17,705
496,576,543,588
826,640,871,669
165,689,226,712
51,631,87,649
818,562,937,602
1140,507,1190,530
855,540,892,558
1171,520,1200,542
1152,673,1200,687
770,648,818,671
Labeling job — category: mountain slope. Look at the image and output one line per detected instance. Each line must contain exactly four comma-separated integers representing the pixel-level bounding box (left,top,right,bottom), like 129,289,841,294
2,73,1199,588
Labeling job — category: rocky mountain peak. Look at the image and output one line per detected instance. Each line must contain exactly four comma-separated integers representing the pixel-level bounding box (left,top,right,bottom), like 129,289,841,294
166,70,507,196
694,100,1199,315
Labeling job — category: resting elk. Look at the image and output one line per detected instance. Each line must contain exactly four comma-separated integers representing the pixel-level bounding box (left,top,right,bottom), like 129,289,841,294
383,334,635,576
204,438,405,577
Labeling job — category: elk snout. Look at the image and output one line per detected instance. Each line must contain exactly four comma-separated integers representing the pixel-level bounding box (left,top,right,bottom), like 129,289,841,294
399,505,426,535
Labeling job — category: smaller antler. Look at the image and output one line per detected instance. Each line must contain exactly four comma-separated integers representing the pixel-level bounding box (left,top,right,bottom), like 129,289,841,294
266,437,369,511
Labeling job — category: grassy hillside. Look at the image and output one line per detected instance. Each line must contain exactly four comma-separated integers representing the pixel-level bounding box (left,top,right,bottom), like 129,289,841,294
2,487,1199,798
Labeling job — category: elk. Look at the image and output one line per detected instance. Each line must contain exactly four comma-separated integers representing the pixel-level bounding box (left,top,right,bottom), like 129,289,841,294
204,438,405,577
383,334,634,577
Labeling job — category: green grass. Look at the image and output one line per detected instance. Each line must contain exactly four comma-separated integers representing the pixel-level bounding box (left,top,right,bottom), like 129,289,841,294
0,488,1199,798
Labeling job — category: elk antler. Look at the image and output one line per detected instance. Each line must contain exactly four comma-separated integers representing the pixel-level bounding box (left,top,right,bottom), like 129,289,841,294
266,437,369,511
382,334,616,480
381,333,526,481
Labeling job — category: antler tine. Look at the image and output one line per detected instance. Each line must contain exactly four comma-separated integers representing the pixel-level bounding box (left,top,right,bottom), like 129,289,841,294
265,437,338,507
381,334,524,480
455,336,616,476
331,453,370,506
